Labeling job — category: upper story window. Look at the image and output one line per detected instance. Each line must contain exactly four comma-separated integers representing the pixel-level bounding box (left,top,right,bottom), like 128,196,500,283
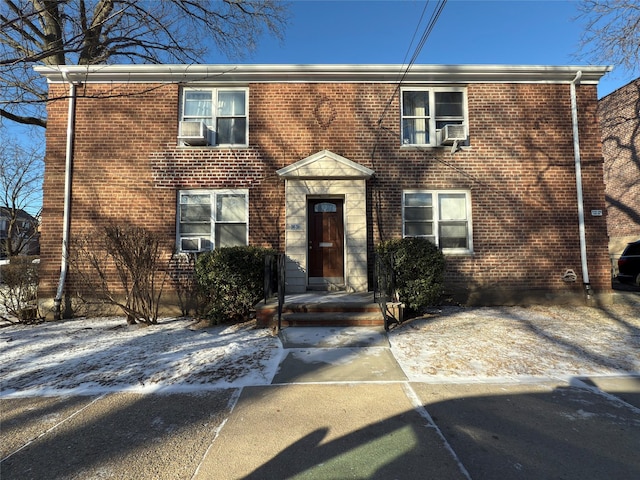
179,88,248,147
403,190,473,254
177,189,248,252
401,87,467,147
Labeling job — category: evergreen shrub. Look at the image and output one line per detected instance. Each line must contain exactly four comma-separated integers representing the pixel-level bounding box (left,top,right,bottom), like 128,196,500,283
375,237,445,312
195,246,276,324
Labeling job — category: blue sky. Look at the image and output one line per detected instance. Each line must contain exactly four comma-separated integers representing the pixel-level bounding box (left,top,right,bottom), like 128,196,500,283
4,0,635,215
226,0,632,98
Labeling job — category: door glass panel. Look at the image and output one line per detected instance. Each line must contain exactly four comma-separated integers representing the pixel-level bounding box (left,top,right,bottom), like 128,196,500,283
314,202,337,213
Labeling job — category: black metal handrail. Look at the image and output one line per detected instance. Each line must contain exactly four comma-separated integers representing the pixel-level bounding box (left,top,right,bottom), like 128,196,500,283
277,254,285,332
264,254,276,302
264,253,286,332
374,252,400,331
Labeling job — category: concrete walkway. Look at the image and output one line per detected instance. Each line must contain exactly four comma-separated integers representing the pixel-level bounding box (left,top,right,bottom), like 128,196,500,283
2,326,640,479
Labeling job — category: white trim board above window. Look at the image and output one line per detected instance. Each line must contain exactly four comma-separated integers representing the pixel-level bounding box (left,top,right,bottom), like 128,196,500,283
401,87,468,148
403,190,473,254
177,189,248,252
179,87,248,147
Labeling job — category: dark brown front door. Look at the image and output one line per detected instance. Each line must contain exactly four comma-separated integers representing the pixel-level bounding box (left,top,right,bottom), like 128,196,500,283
308,199,344,282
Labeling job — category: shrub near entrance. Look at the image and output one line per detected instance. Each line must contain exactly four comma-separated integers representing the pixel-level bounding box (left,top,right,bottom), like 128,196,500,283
195,246,276,324
376,237,445,312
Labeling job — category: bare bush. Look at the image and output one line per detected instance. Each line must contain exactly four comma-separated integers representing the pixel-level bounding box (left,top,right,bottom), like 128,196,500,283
0,256,40,324
168,252,204,317
71,225,167,325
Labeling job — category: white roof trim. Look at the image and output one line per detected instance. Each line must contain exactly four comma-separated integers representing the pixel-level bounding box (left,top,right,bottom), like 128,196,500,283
33,64,613,85
277,150,375,179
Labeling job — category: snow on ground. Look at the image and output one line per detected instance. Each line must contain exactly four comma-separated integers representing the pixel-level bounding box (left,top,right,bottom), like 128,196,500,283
0,317,282,397
1,302,639,398
388,304,640,382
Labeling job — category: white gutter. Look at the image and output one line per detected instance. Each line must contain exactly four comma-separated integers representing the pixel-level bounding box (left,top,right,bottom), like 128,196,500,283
54,70,77,319
33,64,612,85
570,70,591,299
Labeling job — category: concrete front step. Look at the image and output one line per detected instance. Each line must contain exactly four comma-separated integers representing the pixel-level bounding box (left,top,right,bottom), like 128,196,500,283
255,292,386,328
279,311,385,327
283,303,382,314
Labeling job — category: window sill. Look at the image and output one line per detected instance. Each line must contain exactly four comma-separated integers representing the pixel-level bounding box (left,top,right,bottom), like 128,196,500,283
177,144,249,149
442,249,474,256
400,144,437,150
400,144,471,151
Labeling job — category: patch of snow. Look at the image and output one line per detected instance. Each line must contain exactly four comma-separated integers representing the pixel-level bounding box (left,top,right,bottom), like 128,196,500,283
1,303,639,398
0,317,282,398
388,305,640,381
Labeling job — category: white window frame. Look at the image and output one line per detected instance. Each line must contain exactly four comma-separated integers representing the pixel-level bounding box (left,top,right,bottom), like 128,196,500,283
400,87,468,147
177,189,249,253
402,189,473,254
180,87,249,147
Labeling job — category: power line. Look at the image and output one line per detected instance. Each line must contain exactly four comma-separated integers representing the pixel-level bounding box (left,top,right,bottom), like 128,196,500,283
400,1,431,67
376,0,449,128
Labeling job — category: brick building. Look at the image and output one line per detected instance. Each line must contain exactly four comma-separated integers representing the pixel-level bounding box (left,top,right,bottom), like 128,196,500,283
598,78,640,261
34,64,612,313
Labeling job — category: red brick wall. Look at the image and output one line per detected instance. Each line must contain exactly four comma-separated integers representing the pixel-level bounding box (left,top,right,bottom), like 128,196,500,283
40,80,610,304
598,79,640,244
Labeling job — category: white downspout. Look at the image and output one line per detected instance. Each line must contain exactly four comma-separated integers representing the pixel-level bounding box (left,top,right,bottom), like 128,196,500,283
54,70,77,319
570,70,591,299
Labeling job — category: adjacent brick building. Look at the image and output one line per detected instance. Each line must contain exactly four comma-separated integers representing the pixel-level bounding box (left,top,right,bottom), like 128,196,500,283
598,78,640,262
35,64,612,313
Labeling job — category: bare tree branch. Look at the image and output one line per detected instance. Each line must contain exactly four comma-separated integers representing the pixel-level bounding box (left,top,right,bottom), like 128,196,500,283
0,0,290,128
0,140,43,257
0,108,46,127
576,0,640,74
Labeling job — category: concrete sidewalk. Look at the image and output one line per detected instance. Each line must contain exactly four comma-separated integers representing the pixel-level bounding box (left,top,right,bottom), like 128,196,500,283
2,326,640,479
194,383,467,479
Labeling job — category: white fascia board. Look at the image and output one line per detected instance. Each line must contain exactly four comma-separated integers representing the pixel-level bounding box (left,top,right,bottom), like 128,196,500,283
33,64,613,85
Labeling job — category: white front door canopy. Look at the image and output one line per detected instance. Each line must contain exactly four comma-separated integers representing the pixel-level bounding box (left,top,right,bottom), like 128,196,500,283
277,150,375,179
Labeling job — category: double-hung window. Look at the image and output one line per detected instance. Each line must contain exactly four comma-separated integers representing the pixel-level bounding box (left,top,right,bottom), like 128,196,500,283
178,189,248,252
401,87,467,147
180,88,248,146
403,190,472,254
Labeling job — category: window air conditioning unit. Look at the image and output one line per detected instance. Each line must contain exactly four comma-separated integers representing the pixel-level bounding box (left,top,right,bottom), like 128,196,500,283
180,237,202,252
178,121,209,146
440,124,467,145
